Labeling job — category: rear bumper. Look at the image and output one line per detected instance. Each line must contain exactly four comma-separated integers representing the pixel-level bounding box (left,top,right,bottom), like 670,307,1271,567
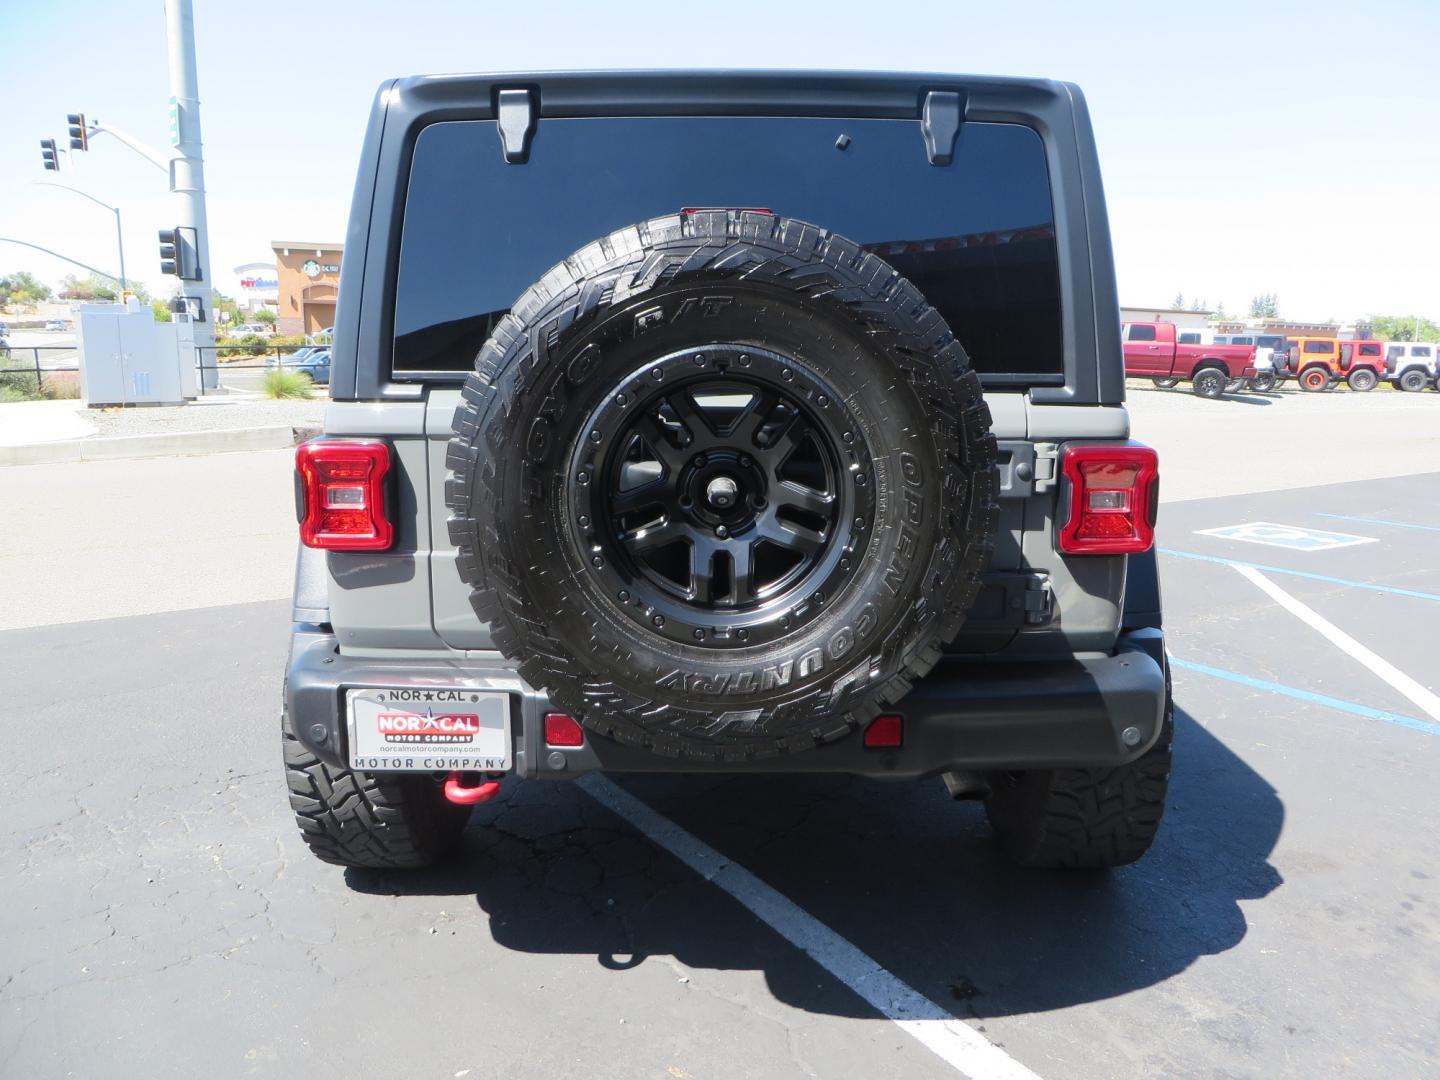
285,627,1168,780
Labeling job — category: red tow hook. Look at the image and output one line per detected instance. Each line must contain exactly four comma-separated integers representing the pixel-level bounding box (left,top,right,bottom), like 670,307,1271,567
443,771,502,805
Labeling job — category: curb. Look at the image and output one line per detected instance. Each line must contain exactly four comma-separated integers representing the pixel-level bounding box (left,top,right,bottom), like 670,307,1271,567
0,425,309,467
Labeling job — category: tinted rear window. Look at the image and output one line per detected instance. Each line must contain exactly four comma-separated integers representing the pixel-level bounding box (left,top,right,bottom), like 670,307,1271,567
393,116,1062,381
1304,340,1332,353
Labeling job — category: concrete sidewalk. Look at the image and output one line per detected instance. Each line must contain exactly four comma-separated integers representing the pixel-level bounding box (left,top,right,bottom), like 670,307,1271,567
0,396,324,466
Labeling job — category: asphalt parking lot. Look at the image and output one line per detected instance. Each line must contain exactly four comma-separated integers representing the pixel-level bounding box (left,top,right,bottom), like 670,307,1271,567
2,390,1437,1078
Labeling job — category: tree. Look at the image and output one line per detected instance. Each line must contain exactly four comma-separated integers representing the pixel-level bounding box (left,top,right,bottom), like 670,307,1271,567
1248,293,1279,318
1366,314,1440,343
211,289,244,328
1192,297,1208,312
1172,292,1185,310
58,273,117,301
0,271,53,307
151,299,173,323
253,307,277,327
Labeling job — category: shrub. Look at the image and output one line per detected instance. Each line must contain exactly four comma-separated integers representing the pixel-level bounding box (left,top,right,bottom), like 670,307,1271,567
216,333,268,358
262,368,314,399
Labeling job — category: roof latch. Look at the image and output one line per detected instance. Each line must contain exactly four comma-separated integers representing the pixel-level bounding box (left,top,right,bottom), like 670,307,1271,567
496,88,536,164
920,90,964,166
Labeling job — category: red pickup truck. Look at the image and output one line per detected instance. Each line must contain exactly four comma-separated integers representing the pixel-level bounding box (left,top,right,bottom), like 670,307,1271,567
1122,321,1257,398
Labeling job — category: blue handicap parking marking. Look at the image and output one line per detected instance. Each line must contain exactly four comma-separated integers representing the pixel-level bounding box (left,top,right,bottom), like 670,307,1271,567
1195,521,1379,552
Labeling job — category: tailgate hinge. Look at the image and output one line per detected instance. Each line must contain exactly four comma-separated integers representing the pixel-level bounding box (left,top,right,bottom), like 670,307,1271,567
1020,572,1053,626
921,90,965,166
1032,442,1060,494
496,88,537,164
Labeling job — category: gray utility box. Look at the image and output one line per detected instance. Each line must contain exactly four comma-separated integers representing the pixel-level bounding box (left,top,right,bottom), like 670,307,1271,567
77,301,197,406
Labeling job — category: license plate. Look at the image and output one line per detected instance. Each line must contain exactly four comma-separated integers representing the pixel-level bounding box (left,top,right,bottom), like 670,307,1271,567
346,687,512,772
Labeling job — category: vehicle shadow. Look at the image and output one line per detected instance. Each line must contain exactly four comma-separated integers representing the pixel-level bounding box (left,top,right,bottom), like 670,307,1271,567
1220,393,1274,406
346,704,1282,1019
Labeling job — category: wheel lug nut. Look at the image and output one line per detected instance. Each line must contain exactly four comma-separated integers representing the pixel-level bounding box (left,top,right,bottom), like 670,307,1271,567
738,354,751,367
591,556,604,568
817,395,828,407
781,369,793,381
693,629,705,640
739,454,751,466
615,393,628,405
854,516,865,529
693,353,706,366
843,432,854,444
813,592,825,605
779,617,790,629
651,368,663,381
653,615,666,627
855,474,867,486
716,525,728,538
693,454,706,466
737,628,749,641
578,514,590,527
618,590,630,602
577,472,590,484
589,429,602,443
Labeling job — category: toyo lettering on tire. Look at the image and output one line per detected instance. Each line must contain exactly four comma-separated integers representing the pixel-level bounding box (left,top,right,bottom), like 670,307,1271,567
447,211,999,759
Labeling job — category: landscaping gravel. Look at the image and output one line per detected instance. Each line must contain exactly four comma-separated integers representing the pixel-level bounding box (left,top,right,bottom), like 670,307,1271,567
87,397,326,438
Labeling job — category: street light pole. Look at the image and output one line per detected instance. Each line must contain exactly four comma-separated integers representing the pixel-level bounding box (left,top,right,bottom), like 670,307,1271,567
32,182,127,297
165,0,216,388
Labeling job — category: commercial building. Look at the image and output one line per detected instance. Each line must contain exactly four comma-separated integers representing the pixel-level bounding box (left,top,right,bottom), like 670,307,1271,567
1119,305,1212,331
271,241,342,336
232,261,279,316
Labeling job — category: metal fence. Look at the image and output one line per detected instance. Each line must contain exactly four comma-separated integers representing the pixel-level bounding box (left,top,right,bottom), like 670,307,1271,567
0,345,81,398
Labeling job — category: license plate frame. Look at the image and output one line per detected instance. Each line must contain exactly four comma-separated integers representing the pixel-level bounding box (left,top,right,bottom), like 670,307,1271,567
345,686,512,772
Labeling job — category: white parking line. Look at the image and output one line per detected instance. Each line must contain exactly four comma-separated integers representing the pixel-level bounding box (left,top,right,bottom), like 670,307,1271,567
1231,563,1440,722
578,774,1043,1080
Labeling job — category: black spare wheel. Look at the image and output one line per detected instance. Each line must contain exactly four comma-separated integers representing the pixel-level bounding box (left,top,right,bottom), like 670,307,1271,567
447,211,999,760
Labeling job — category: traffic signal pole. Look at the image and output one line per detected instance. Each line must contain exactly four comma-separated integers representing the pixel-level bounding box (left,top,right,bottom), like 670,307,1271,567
165,0,216,387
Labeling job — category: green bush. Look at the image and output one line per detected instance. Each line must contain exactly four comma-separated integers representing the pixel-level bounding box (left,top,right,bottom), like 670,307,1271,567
261,368,314,399
216,333,268,358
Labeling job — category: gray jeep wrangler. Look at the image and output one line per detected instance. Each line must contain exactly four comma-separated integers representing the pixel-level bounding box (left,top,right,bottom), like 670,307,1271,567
283,70,1170,872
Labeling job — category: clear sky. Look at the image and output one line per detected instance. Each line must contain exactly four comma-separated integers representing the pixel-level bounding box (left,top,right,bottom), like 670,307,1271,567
3,0,1436,324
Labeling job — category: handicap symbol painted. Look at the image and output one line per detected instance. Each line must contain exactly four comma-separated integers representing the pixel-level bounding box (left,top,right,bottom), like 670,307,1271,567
1195,521,1379,552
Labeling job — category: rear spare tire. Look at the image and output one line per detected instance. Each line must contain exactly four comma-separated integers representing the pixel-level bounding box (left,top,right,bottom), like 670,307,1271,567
447,211,999,760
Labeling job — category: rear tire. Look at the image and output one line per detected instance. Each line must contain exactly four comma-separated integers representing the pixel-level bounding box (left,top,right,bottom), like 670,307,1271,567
282,704,471,869
1151,377,1180,389
1347,368,1377,392
1399,368,1427,392
1299,367,1330,392
1191,367,1227,399
1249,371,1277,392
983,686,1173,869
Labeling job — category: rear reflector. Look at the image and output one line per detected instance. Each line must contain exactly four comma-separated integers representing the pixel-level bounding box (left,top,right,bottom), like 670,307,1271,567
1058,444,1159,555
863,714,904,749
295,439,394,551
543,712,585,747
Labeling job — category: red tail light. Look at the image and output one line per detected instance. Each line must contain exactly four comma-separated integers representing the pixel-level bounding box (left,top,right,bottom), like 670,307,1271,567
543,712,585,747
1058,444,1159,555
295,439,394,551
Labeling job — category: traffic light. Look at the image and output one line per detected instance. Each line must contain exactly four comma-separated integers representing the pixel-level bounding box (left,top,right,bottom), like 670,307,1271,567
158,226,201,280
67,113,88,152
40,138,60,171
159,228,179,276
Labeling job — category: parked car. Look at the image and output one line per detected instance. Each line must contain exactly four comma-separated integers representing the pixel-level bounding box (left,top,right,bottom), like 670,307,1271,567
43,319,67,332
1381,342,1436,392
230,322,274,337
280,69,1172,874
266,347,330,384
1335,340,1386,391
1122,320,1256,397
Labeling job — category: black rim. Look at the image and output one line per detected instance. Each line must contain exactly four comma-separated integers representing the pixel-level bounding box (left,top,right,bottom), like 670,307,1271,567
566,345,875,648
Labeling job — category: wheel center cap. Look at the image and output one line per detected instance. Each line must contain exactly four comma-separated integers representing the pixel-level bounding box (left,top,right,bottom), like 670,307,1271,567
706,475,739,509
